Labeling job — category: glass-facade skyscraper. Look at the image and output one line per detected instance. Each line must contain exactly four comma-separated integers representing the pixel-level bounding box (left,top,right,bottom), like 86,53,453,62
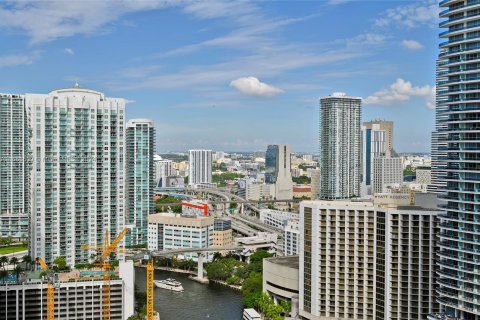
319,93,361,199
0,94,30,240
435,1,480,318
126,119,155,247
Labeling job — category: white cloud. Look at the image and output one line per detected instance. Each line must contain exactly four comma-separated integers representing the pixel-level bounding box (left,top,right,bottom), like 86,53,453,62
364,78,435,109
401,40,423,50
0,52,40,68
0,0,178,44
230,77,283,97
375,0,439,29
64,48,74,55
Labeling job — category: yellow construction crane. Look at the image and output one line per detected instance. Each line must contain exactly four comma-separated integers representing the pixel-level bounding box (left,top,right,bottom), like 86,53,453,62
146,258,154,320
38,257,54,320
82,227,129,320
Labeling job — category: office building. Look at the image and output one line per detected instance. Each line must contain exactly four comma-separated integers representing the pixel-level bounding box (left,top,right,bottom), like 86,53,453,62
361,120,395,196
27,86,126,266
0,261,135,320
284,219,299,256
147,212,214,261
188,149,212,186
0,94,30,240
265,144,293,200
300,199,440,320
433,2,480,318
213,218,233,250
372,156,403,194
125,119,155,247
319,93,361,199
154,155,173,187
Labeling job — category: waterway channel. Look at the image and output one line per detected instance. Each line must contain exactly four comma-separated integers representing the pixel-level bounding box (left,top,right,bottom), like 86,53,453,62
135,267,244,320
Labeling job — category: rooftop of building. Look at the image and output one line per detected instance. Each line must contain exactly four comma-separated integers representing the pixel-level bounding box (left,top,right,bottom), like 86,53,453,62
320,92,362,100
265,255,299,269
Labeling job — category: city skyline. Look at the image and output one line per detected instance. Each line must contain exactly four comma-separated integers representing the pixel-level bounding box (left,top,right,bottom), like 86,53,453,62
0,0,438,152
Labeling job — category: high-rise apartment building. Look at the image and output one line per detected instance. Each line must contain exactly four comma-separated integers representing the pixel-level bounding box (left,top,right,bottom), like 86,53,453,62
361,120,395,196
319,93,361,199
300,199,440,320
154,155,174,187
27,87,126,266
265,144,293,200
0,94,30,240
429,58,449,194
126,119,155,247
433,2,480,318
188,149,212,186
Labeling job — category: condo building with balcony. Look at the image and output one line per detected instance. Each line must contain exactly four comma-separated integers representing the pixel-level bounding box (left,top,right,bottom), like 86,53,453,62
434,1,480,318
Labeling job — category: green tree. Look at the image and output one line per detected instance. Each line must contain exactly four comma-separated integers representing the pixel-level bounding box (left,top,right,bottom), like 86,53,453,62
14,265,23,283
0,256,8,270
0,269,8,283
229,202,238,210
22,255,32,271
242,272,262,296
53,256,67,271
9,257,18,270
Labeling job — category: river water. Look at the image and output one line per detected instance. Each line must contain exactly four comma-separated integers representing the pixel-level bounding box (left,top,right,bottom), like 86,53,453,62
135,268,244,320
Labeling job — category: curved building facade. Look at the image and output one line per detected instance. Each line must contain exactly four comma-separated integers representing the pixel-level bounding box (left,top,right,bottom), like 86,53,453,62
436,1,480,318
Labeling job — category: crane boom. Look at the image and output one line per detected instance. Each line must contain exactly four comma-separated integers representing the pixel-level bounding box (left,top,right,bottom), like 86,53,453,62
38,257,54,320
146,259,154,320
101,227,129,261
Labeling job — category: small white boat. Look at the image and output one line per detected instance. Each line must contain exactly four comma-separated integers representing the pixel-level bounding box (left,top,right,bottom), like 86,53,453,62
154,278,184,292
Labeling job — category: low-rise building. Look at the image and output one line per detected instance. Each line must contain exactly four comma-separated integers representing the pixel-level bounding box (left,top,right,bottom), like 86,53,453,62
293,185,311,199
0,261,135,320
259,209,299,230
181,200,209,216
263,256,299,304
213,218,233,250
235,232,278,261
148,212,214,261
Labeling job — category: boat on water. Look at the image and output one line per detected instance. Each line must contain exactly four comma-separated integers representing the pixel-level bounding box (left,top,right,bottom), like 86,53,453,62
154,278,184,292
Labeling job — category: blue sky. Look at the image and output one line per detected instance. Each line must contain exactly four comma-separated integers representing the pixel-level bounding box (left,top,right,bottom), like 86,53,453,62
0,0,439,153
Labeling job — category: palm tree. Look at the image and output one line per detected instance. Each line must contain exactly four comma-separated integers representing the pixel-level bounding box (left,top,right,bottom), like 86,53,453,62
22,255,32,271
14,265,23,284
0,256,8,270
9,257,18,270
0,269,8,284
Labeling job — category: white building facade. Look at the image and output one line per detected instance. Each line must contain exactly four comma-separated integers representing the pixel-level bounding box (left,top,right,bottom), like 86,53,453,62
284,219,299,256
154,156,174,187
372,156,403,194
259,209,299,230
27,87,126,266
265,144,293,200
188,149,212,186
148,212,214,261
